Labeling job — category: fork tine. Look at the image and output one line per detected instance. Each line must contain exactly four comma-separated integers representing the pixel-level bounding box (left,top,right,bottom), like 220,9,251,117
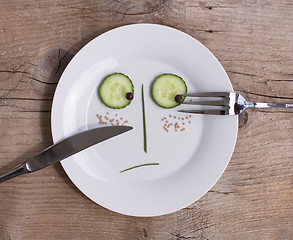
178,109,229,115
181,92,230,97
181,100,227,106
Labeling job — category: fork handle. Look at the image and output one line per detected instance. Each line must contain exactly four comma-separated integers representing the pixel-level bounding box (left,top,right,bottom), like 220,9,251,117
0,163,28,183
248,102,293,109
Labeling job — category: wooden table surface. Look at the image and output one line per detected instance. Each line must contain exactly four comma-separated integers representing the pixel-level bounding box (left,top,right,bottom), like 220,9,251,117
0,1,292,239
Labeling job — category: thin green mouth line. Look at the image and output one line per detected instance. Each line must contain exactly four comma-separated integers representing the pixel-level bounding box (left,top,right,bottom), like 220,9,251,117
120,163,159,173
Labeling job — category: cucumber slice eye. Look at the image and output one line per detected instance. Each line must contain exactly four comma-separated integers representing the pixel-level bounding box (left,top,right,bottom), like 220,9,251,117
152,74,187,108
99,73,134,109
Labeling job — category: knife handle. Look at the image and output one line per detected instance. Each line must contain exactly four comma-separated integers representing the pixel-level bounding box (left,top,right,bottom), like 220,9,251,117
0,163,29,183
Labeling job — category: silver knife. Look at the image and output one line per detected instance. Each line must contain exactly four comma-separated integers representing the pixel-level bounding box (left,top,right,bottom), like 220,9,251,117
0,126,132,183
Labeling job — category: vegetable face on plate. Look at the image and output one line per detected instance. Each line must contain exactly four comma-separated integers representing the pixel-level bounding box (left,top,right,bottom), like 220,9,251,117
98,72,189,173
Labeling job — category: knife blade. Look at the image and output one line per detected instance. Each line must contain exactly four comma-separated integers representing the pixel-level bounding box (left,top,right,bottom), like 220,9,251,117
0,126,132,183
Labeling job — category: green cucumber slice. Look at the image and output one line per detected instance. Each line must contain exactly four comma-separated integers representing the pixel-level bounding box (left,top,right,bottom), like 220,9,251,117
99,73,134,109
152,74,187,108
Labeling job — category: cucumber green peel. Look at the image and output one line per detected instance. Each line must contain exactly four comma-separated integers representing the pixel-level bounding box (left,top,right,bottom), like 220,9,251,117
120,163,159,173
142,84,147,153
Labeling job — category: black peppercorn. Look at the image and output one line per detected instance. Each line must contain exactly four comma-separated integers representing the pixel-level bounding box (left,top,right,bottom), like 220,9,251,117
126,92,134,100
174,95,183,103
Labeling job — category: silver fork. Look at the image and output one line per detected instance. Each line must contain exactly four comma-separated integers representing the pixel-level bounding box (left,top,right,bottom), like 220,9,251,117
176,92,293,115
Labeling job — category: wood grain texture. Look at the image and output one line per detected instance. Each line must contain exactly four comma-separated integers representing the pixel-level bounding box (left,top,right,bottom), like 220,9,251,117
0,0,292,239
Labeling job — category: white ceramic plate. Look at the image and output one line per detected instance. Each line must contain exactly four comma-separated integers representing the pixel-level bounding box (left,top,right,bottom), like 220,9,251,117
51,24,238,217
